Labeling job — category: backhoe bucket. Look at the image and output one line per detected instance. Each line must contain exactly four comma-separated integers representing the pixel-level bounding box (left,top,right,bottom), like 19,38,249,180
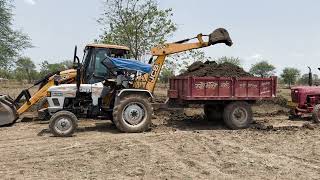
0,95,18,126
208,28,233,47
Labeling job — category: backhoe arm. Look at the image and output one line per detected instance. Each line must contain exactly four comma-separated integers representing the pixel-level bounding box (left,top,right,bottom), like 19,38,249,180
140,28,233,93
17,69,76,115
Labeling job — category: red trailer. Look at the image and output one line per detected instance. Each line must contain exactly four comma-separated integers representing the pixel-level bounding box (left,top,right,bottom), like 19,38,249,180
167,76,277,129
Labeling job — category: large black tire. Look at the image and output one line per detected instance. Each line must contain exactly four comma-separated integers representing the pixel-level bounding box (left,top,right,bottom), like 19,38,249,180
312,104,320,123
204,104,224,121
223,102,253,129
113,95,153,133
49,111,78,137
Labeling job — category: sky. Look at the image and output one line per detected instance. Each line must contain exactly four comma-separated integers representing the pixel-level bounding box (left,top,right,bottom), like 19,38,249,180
13,0,320,75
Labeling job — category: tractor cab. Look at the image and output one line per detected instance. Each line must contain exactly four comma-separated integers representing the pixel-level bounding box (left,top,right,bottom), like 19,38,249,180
81,44,130,84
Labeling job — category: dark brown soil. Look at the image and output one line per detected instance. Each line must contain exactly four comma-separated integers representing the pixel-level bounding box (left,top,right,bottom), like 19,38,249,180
179,61,253,77
256,95,288,107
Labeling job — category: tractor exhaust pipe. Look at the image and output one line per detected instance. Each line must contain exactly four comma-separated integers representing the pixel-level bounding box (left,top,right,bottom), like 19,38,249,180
308,67,312,86
73,46,81,95
0,95,18,126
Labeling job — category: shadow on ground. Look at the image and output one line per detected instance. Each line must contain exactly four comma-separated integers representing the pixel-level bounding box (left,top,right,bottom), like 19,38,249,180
163,113,228,131
37,120,120,136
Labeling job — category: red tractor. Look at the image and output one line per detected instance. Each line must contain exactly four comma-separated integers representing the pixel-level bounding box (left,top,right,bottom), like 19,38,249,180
288,67,320,122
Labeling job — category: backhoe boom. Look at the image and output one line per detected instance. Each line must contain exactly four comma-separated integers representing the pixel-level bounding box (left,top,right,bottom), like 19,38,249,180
141,28,233,93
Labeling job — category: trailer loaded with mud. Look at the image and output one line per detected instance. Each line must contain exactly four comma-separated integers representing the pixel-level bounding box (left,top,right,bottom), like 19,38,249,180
166,61,277,129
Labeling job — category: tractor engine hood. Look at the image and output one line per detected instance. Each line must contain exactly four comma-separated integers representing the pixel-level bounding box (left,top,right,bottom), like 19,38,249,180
292,86,320,94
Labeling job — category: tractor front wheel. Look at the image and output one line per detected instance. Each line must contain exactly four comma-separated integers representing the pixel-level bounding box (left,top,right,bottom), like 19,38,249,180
49,111,78,137
312,104,320,123
113,95,153,133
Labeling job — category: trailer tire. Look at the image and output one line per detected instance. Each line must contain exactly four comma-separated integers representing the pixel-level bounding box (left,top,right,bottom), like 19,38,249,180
49,111,78,137
113,95,152,133
312,104,320,123
223,102,252,129
204,104,223,121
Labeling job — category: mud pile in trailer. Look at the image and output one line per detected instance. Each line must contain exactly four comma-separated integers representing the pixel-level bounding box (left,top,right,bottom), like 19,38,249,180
179,61,253,77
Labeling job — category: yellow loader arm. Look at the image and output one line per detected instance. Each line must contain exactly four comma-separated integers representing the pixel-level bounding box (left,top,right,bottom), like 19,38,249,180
0,68,76,126
16,69,77,115
135,28,233,93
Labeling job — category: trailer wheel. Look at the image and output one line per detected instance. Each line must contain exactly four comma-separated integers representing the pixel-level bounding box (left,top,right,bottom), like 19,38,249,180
204,104,223,121
113,95,152,133
49,111,78,137
312,104,320,123
223,102,252,129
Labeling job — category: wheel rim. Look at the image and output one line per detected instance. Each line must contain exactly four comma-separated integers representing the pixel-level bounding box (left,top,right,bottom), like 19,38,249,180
232,107,248,124
54,117,72,134
122,102,146,126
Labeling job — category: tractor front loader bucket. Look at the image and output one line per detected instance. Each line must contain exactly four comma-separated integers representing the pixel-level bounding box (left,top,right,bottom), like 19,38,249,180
0,95,18,126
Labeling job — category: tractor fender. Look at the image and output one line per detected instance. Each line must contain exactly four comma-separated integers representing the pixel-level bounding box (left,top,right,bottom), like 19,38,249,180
115,89,154,105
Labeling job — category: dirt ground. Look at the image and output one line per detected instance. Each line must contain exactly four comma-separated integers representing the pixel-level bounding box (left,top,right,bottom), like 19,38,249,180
1,83,320,179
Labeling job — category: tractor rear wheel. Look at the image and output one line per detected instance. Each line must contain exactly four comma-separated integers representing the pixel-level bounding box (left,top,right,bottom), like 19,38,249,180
113,95,153,133
49,111,78,137
204,104,223,121
223,101,252,129
312,104,320,123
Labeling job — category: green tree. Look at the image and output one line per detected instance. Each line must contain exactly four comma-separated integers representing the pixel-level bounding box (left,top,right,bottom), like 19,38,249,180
159,67,174,83
281,67,300,88
216,56,242,67
169,49,212,74
299,73,319,85
14,57,37,83
249,61,275,77
98,0,177,59
0,69,13,79
39,60,72,76
60,60,73,69
0,0,32,71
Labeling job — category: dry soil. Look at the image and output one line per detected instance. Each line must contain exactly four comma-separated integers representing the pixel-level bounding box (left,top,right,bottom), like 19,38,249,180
0,104,319,180
1,83,320,180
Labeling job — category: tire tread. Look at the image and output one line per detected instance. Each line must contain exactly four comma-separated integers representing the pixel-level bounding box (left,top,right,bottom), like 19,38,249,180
112,95,152,133
49,111,78,137
223,101,252,130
